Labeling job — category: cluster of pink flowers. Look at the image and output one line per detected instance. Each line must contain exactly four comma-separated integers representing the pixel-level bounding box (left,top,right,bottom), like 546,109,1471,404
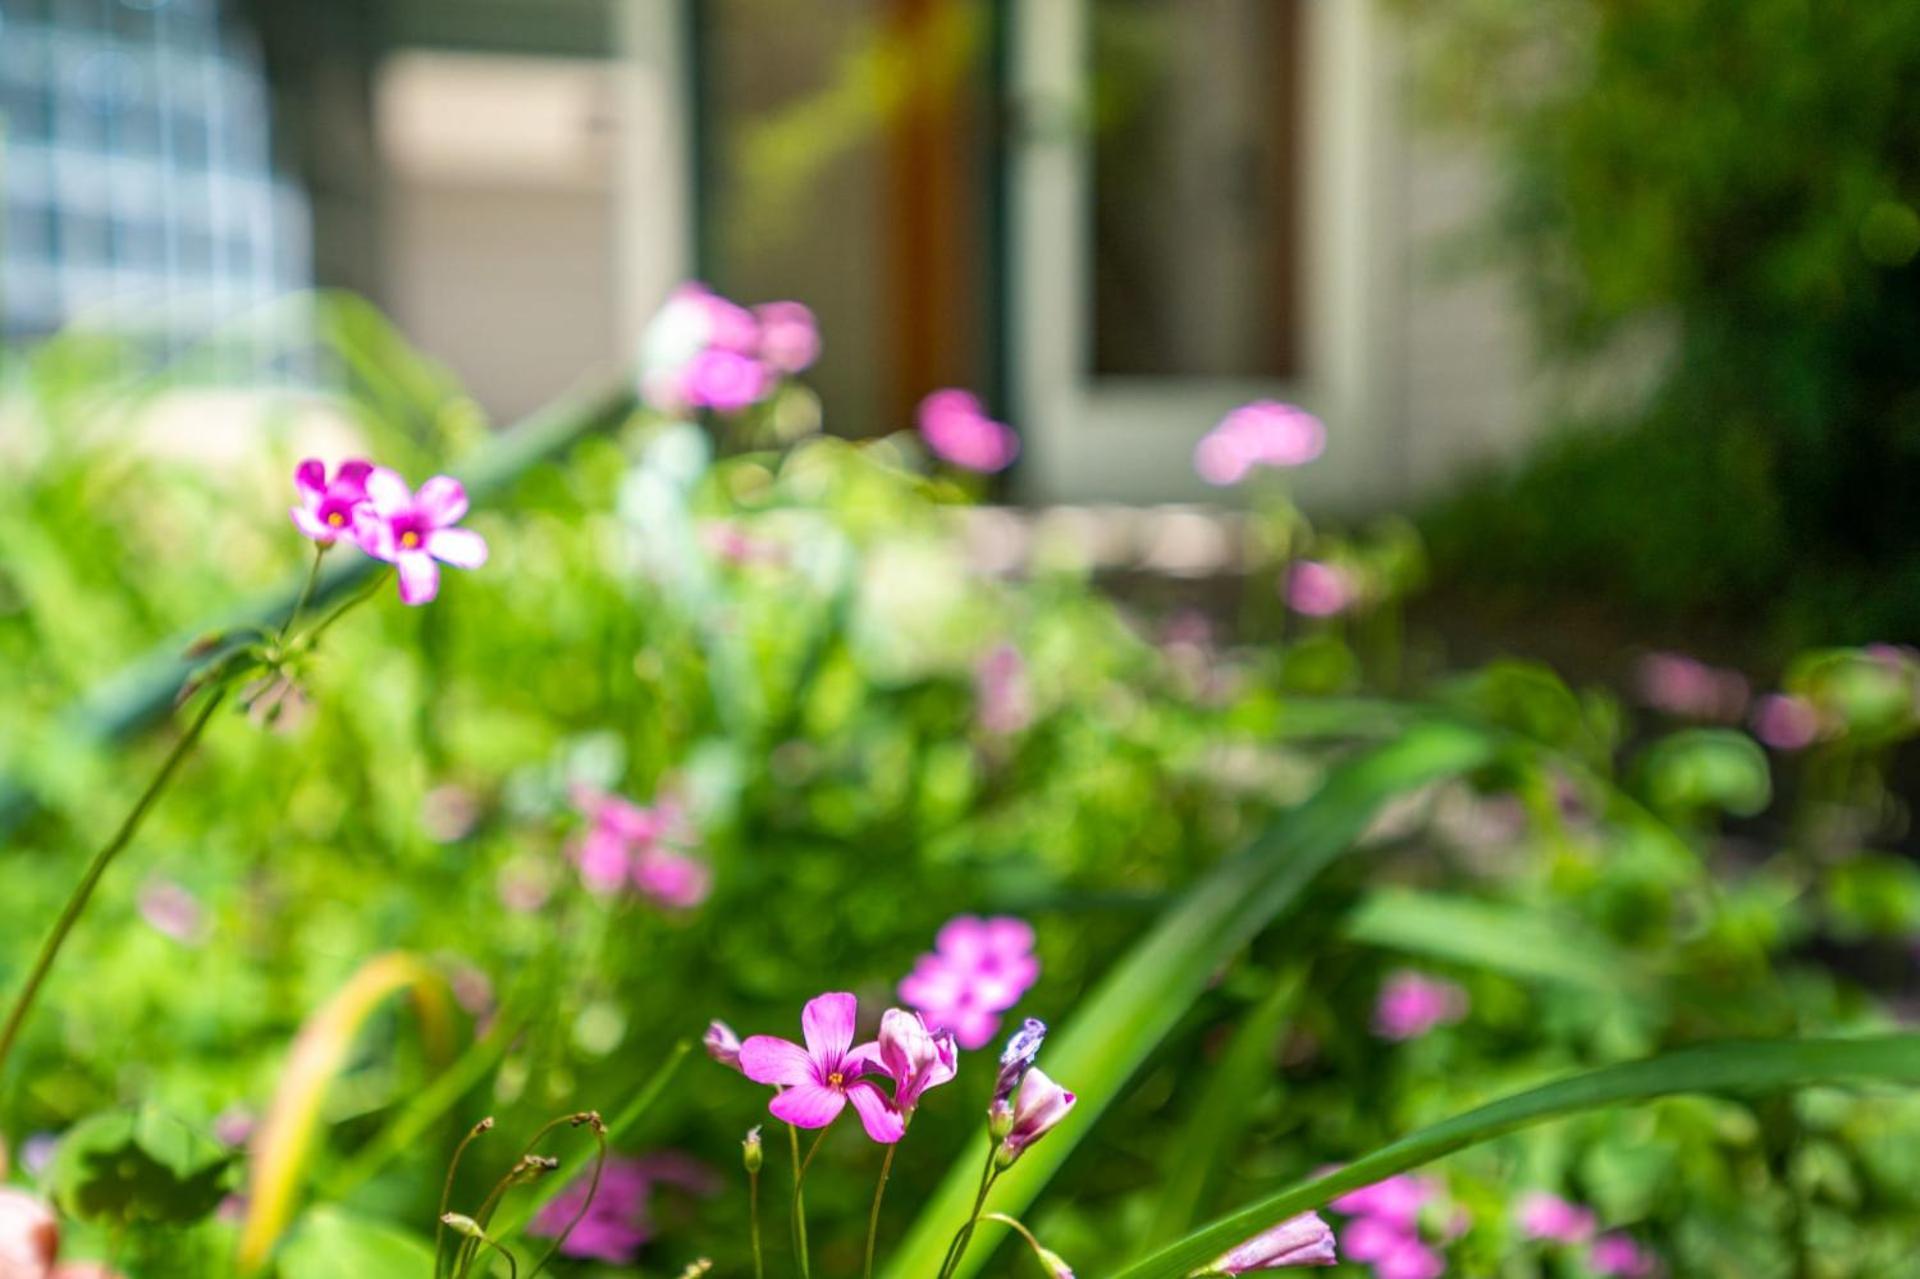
898,915,1041,1050
1194,400,1325,487
1372,970,1468,1042
1330,1175,1451,1279
917,389,1021,474
1750,692,1821,751
529,1152,718,1265
1286,561,1355,618
639,283,819,414
568,785,711,909
709,994,1077,1157
1518,1192,1657,1276
290,459,488,605
1634,652,1750,724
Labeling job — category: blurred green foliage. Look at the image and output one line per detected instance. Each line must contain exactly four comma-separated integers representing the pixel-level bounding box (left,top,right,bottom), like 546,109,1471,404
1403,0,1920,646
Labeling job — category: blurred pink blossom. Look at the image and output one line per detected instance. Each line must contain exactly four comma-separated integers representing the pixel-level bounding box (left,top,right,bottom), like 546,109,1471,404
569,787,709,909
1330,1175,1436,1233
1517,1191,1596,1245
1373,1239,1445,1279
1751,692,1820,751
213,1108,255,1148
354,469,488,606
899,915,1040,1049
1193,401,1325,486
1635,652,1748,723
137,880,205,946
1588,1233,1658,1277
975,643,1034,735
289,458,373,546
917,389,1021,473
1372,971,1467,1042
754,301,821,374
1285,561,1353,618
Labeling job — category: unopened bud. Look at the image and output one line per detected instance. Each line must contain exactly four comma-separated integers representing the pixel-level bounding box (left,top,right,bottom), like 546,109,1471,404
1036,1247,1076,1279
988,1097,1015,1142
742,1126,763,1173
440,1212,484,1239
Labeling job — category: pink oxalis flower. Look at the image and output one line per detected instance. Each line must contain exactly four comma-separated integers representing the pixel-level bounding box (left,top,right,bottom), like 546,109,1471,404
899,915,1041,1049
917,389,1020,474
1285,561,1353,618
529,1152,716,1265
289,458,373,545
1330,1174,1436,1233
1372,971,1467,1042
704,1020,744,1072
1209,1211,1338,1273
569,787,711,909
1194,401,1325,486
754,301,821,374
1752,692,1820,751
738,992,904,1143
996,1066,1076,1165
1589,1233,1658,1277
354,467,488,605
1518,1191,1597,1245
875,1009,957,1117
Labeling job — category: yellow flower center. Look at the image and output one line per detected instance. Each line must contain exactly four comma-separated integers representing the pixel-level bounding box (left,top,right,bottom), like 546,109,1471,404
400,530,422,549
326,511,345,528
827,1071,845,1088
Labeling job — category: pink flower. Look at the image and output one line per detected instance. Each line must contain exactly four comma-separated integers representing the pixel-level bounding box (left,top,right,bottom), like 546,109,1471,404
917,389,1020,473
528,1156,652,1264
569,788,710,907
353,468,488,606
0,1189,58,1279
1588,1233,1657,1277
738,993,905,1143
1194,402,1325,486
1339,1215,1410,1264
1752,692,1820,751
631,847,711,910
899,916,1041,1050
1373,1238,1445,1279
137,879,205,945
1330,1175,1435,1233
975,643,1033,735
705,1020,744,1072
755,301,821,374
1212,1211,1338,1272
1372,971,1467,1042
1635,653,1749,723
683,349,771,412
289,458,372,545
997,1066,1075,1164
1517,1192,1596,1245
876,1009,958,1115
1285,561,1353,618
213,1108,256,1148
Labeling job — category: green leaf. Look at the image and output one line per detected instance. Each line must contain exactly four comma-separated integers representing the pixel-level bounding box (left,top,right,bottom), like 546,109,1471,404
1636,728,1772,818
51,1105,236,1228
277,1206,436,1279
883,719,1499,1279
1342,889,1635,992
1113,1035,1920,1279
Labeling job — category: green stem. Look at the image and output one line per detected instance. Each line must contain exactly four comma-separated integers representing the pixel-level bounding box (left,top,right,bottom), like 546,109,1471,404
281,542,328,642
436,1119,495,1279
749,1165,765,1279
980,1214,1058,1275
527,1119,607,1278
862,1140,898,1279
936,1146,999,1279
789,1124,826,1279
302,567,393,647
0,688,228,1088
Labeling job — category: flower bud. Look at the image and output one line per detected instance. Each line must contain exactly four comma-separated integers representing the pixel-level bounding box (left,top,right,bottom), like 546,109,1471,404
1198,1211,1337,1275
992,1018,1047,1110
705,1020,745,1072
1036,1247,1076,1279
878,1009,958,1115
743,1126,764,1173
0,1189,58,1279
994,1067,1075,1168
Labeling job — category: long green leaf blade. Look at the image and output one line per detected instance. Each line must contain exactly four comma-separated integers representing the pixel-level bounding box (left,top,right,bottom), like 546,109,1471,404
1342,889,1636,992
1114,1034,1920,1279
884,719,1499,1279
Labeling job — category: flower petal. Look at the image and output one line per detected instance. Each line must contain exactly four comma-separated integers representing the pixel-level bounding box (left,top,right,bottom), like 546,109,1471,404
846,1080,905,1144
364,466,413,518
353,508,397,560
428,527,489,569
291,506,335,542
396,551,440,606
294,458,326,502
801,992,858,1065
769,1083,846,1129
738,1036,817,1087
335,459,374,495
417,475,470,528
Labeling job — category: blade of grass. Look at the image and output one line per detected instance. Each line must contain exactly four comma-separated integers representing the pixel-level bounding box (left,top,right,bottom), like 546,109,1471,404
1341,889,1636,993
1142,967,1307,1248
1114,1034,1920,1279
883,718,1499,1279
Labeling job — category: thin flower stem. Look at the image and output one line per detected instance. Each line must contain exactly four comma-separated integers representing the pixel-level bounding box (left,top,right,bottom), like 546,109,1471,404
789,1124,827,1279
302,567,393,647
474,1233,518,1279
862,1140,898,1279
936,1145,1000,1279
748,1165,765,1279
281,542,328,642
0,687,227,1087
527,1117,607,1279
436,1119,495,1279
980,1214,1055,1273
